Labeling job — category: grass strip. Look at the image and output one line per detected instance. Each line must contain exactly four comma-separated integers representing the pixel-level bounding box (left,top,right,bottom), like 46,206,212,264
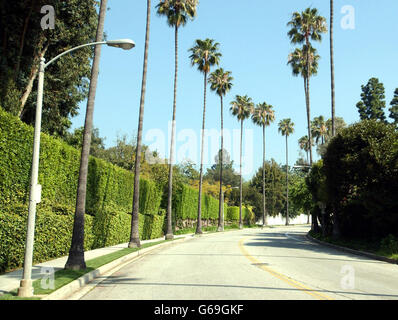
309,231,398,262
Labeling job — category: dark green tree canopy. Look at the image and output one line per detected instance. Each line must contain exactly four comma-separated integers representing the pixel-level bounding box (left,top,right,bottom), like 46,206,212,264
356,77,387,122
0,0,98,137
389,88,398,125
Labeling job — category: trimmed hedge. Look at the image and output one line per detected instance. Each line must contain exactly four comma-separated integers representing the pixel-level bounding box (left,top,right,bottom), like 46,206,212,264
0,205,166,273
0,107,160,218
227,206,255,224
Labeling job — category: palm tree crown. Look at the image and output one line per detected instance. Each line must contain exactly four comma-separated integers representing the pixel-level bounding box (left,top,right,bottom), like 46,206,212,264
278,118,295,137
156,0,198,28
230,95,254,121
252,102,275,127
287,8,327,45
288,44,320,79
189,39,222,74
311,115,327,145
208,68,233,97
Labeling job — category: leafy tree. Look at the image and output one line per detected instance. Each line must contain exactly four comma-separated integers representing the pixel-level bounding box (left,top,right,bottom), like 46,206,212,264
323,120,398,239
208,68,233,231
65,126,106,158
250,160,286,218
189,38,221,234
230,95,254,229
0,0,98,137
278,118,295,225
251,102,275,226
156,0,198,240
287,8,327,166
389,88,398,125
356,77,386,122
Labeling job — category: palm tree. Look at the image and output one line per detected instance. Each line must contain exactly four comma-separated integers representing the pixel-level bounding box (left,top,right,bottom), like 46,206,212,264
278,118,295,226
251,102,275,227
128,0,151,248
189,38,222,234
311,115,328,145
298,135,312,164
208,68,233,232
287,8,327,166
230,95,254,229
157,0,198,240
330,0,336,137
65,0,108,271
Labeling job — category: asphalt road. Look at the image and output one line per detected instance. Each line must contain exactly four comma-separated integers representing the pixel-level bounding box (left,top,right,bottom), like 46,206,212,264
78,225,398,300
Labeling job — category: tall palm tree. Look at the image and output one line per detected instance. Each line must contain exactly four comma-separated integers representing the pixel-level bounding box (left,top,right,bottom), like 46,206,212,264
278,118,295,226
287,8,327,166
189,38,222,234
230,95,254,229
157,0,198,240
128,0,151,248
65,0,108,271
330,0,336,137
208,68,233,232
251,102,275,227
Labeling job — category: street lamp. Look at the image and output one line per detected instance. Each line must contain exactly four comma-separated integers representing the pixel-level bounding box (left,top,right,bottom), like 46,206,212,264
220,186,239,231
17,39,135,298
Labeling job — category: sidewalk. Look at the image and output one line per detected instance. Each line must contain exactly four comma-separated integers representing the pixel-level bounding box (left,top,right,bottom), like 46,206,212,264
0,235,191,295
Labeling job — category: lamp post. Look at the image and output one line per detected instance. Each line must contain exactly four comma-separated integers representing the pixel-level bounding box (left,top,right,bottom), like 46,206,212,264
220,186,239,231
17,39,135,298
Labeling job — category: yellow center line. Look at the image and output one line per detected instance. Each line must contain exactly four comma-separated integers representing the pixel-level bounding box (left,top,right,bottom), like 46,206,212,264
238,237,334,300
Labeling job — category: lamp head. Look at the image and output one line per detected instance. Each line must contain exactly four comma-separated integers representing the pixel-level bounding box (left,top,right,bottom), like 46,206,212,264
106,39,135,50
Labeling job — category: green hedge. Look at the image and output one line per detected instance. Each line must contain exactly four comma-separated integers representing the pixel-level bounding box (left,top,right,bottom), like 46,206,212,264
0,206,166,273
0,107,160,218
227,206,255,224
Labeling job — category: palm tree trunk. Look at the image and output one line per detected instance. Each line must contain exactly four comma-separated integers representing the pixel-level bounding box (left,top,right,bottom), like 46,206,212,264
305,37,313,166
65,0,107,270
262,124,267,227
239,119,243,229
217,95,224,231
196,71,208,234
129,0,151,248
330,0,336,137
306,77,313,167
285,134,289,226
166,25,179,240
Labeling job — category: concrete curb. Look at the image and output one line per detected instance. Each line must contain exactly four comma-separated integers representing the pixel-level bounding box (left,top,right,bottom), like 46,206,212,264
306,233,398,265
41,236,194,300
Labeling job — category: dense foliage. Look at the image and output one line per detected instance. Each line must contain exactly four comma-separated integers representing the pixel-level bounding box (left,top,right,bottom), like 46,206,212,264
0,0,98,137
320,120,398,239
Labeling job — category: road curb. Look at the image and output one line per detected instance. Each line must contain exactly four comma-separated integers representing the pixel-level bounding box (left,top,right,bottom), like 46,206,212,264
306,233,398,265
41,236,193,300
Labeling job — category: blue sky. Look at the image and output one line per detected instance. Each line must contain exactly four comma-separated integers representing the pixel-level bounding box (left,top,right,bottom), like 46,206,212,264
71,0,398,180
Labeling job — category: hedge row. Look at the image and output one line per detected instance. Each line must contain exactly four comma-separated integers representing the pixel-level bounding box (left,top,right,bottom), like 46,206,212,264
0,204,165,273
174,184,228,220
227,206,255,224
0,107,163,217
